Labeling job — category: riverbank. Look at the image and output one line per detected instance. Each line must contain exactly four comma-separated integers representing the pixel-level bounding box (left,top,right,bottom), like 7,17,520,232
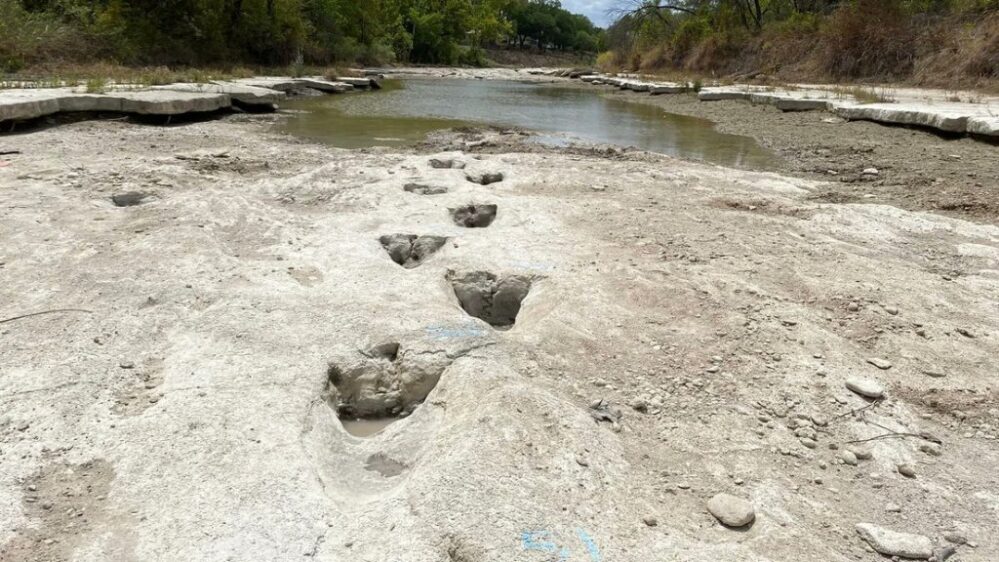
600,87,999,223
1,93,997,561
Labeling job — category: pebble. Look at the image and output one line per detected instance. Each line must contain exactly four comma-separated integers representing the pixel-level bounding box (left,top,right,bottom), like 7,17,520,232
862,167,880,176
847,301,860,312
855,523,932,559
866,357,893,370
840,450,858,465
919,443,941,456
884,305,899,315
886,503,901,512
119,361,135,369
846,377,885,399
943,532,967,545
706,493,756,528
642,516,658,527
848,446,873,460
897,464,916,478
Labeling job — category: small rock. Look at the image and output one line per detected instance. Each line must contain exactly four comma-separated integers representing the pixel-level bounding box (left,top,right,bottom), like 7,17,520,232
847,301,860,312
943,532,967,545
884,306,899,315
575,454,589,467
429,158,465,169
919,443,941,456
955,328,975,338
840,450,858,465
862,167,880,176
885,503,901,512
706,493,755,528
897,464,916,478
630,399,648,413
867,357,893,370
922,369,946,378
642,516,658,527
846,377,885,399
855,523,933,559
933,545,958,562
848,446,873,460
800,438,817,449
119,361,135,369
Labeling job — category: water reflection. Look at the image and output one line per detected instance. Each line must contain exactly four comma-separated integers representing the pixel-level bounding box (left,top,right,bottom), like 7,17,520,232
280,78,779,169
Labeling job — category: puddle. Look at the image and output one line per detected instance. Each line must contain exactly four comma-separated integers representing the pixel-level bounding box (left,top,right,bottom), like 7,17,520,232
341,417,396,438
280,78,781,169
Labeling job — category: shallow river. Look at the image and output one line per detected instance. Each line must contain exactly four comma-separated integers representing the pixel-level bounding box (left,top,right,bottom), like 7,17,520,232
281,78,780,169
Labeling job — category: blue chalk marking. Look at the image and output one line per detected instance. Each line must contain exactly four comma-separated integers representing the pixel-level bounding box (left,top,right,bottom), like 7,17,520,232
522,531,557,553
522,529,601,561
575,528,602,562
425,321,489,340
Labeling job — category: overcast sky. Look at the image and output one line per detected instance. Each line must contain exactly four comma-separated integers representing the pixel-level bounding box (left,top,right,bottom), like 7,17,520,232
562,0,618,28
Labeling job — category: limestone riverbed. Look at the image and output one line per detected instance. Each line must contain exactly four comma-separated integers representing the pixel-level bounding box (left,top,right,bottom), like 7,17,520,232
0,72,998,562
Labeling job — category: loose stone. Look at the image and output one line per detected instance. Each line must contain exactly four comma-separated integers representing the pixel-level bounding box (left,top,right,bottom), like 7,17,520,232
840,450,858,465
855,523,933,559
846,377,885,399
867,357,893,370
706,493,755,528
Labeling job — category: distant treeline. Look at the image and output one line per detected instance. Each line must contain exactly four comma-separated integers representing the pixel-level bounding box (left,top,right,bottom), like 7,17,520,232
604,0,999,86
1,0,605,71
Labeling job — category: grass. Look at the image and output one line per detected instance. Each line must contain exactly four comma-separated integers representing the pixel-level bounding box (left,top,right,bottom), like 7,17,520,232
84,77,106,93
833,85,896,104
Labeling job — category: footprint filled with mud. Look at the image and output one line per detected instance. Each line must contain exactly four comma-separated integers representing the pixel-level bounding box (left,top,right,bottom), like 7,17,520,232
447,270,532,329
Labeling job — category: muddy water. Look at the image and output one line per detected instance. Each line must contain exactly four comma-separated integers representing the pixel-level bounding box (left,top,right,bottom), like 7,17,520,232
341,417,397,438
280,79,780,169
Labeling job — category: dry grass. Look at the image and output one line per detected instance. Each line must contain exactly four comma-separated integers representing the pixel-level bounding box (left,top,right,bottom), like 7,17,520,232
610,2,998,92
832,85,897,104
1,62,368,90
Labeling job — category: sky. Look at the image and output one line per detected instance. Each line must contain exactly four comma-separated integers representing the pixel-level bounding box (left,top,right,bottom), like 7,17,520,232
561,0,618,28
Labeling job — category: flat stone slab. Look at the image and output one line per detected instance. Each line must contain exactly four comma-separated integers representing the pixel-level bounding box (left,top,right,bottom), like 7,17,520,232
749,92,832,111
0,89,66,121
112,90,231,115
0,87,230,120
968,115,999,136
332,77,380,89
834,103,970,133
233,77,352,94
699,87,755,102
152,82,285,106
651,84,686,95
298,78,354,93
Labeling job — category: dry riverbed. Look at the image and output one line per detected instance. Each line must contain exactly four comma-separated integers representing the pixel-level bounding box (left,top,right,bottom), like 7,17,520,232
0,97,998,562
